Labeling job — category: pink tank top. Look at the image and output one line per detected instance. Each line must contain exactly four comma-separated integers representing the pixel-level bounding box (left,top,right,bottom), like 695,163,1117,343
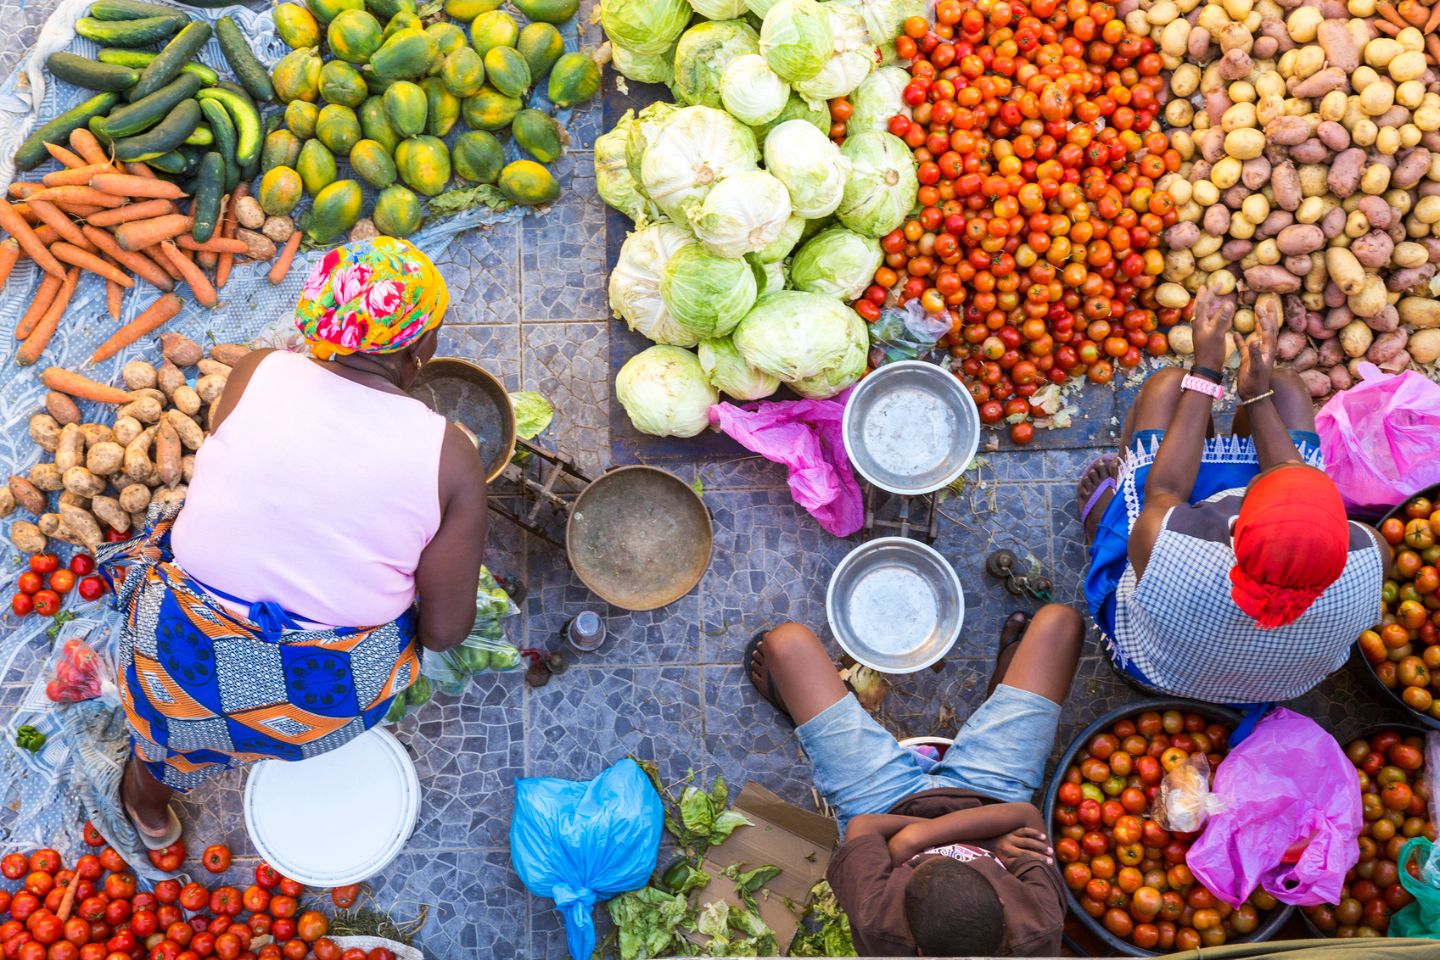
171,350,446,628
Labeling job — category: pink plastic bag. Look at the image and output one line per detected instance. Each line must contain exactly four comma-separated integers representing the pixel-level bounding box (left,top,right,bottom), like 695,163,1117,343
1185,708,1361,908
1316,362,1440,517
708,394,863,537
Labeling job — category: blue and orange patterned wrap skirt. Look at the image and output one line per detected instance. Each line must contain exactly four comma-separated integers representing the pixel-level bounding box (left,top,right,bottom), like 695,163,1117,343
97,501,421,792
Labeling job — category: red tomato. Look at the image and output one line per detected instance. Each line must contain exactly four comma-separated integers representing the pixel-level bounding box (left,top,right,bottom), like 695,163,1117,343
266,897,296,921
29,555,58,575
28,851,60,874
146,842,184,874
211,936,240,960
207,889,241,918
340,951,367,960
200,847,230,875
294,914,326,945
48,571,75,596
366,951,395,960
190,933,214,959
68,555,95,577
178,884,208,913
17,573,42,595
128,913,157,940
102,901,129,928
276,879,303,898
73,856,100,882
97,849,125,873
312,940,340,960
23,873,54,898
11,594,33,616
252,865,280,891
3,854,30,880
153,882,180,906
165,925,192,950
281,943,306,960
77,579,106,602
101,876,134,902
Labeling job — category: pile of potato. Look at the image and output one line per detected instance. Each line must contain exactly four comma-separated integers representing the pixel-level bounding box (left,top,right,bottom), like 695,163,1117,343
5,335,246,555
1122,0,1440,395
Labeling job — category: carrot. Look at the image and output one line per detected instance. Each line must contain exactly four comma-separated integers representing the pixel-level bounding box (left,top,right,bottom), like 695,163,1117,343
106,277,123,322
54,868,78,923
8,183,44,199
86,199,176,228
29,225,60,248
15,273,61,338
42,162,114,188
51,242,134,287
1378,2,1412,29
1429,32,1440,65
196,193,224,267
269,230,303,285
1376,18,1401,34
22,186,124,209
125,161,157,179
81,226,173,292
12,203,35,224
0,239,19,288
160,240,217,307
177,234,248,255
41,366,132,403
143,245,183,282
17,267,79,366
25,199,95,253
91,174,187,200
54,202,107,220
1427,2,1440,34
1400,0,1428,25
115,215,193,252
215,186,245,290
68,128,108,166
89,293,183,363
44,142,88,169
0,199,65,278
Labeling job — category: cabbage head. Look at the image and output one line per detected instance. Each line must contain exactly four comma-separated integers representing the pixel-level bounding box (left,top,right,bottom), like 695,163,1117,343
753,258,786,297
625,101,679,182
641,105,759,223
793,6,876,102
611,42,676,85
751,93,830,140
732,290,857,381
690,170,793,258
750,214,805,263
615,345,718,438
744,0,781,16
688,0,748,17
847,65,910,133
672,20,760,108
720,54,789,126
759,0,833,82
832,0,929,62
596,119,661,224
601,0,694,57
790,307,868,398
661,242,759,339
763,119,849,219
609,223,700,347
788,227,882,300
837,130,918,237
698,336,781,400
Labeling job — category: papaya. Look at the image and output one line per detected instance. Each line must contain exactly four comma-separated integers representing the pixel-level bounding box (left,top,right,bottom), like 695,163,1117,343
315,104,362,154
326,9,383,64
440,47,484,98
421,77,461,138
498,159,559,205
452,129,504,183
349,138,398,187
462,87,522,131
383,80,427,138
261,129,303,172
511,0,578,24
511,109,566,163
285,99,320,139
318,60,367,107
272,46,322,103
425,22,468,68
372,183,424,237
364,0,416,18
443,0,499,20
382,10,420,40
359,95,401,153
258,165,304,216
469,11,518,57
482,47,530,99
395,134,452,196
296,138,337,195
370,27,437,82
547,52,599,107
517,23,564,82
307,179,364,243
273,3,321,48
304,0,363,24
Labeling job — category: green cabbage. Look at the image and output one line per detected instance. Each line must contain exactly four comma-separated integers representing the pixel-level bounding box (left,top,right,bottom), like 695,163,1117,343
832,0,929,62
788,227,883,300
763,119,849,219
837,130,918,237
790,307,868,398
847,65,910,133
601,0,694,56
596,117,662,224
616,345,718,438
720,54,789,126
690,170,793,258
611,42,677,85
661,242,759,339
698,336,781,400
793,6,876,102
752,93,830,140
689,0,749,19
753,258,787,297
609,223,702,347
641,105,759,222
625,101,680,182
750,214,805,263
759,0,833,82
672,20,760,108
744,0,781,16
732,290,857,381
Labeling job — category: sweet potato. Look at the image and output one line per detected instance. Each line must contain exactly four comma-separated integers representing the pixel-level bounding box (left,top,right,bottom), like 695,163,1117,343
159,333,203,367
195,374,226,405
123,427,156,483
1276,224,1325,256
29,414,61,452
1277,329,1308,360
121,361,158,391
171,385,201,417
1244,265,1302,293
54,424,84,473
10,521,46,554
117,396,163,425
0,488,14,518
1368,330,1411,365
118,483,151,515
7,475,44,514
1327,149,1367,197
1330,365,1354,391
86,441,124,476
61,466,104,498
166,409,205,451
156,360,185,399
209,343,249,366
44,392,81,427
1351,231,1395,269
28,464,62,492
59,503,101,551
1299,369,1334,397
91,496,129,535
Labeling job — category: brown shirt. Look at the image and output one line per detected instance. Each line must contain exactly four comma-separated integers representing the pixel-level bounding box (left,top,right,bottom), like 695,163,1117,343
826,789,1066,957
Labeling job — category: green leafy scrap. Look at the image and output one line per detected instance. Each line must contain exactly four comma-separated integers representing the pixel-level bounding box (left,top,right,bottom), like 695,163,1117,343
426,184,512,218
509,391,555,440
787,881,856,957
608,886,694,960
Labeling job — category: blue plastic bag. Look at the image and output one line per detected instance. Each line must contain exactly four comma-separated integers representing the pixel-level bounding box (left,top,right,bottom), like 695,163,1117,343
510,758,663,959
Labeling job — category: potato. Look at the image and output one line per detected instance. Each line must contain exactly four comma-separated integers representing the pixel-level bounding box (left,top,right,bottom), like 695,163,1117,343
1328,149,1367,197
1300,368,1334,397
261,216,294,244
1350,274,1390,318
59,503,101,551
91,496,129,535
235,228,277,261
156,360,185,398
1244,265,1302,292
42,391,82,429
1408,327,1440,363
1287,6,1322,42
171,385,202,417
166,410,205,451
159,333,203,367
1359,194,1393,229
1168,323,1195,355
28,413,61,453
1386,264,1437,292
1369,330,1411,364
118,483,151,515
117,396,163,425
121,361,157,391
1265,115,1311,146
235,195,265,230
1271,163,1302,212
86,441,125,477
156,421,182,489
10,521,46,554
1326,247,1367,295
1393,149,1432,189
209,344,250,366
1340,319,1375,358
1224,128,1266,160
113,416,143,447
1293,345,1319,371
196,374,227,405
1390,50,1428,83
1330,365,1356,391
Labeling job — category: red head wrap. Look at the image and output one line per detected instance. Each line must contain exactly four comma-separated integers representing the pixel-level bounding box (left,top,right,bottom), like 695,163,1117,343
1229,464,1350,629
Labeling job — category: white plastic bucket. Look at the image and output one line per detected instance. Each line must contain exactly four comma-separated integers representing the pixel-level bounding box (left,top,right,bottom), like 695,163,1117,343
243,727,420,887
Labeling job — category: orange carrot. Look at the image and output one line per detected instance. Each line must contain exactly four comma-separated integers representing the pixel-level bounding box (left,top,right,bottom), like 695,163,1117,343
41,366,133,403
1429,32,1440,65
11,202,35,224
0,239,19,288
269,230,303,285
177,234,248,255
106,277,123,321
81,226,173,292
1427,2,1440,36
0,199,65,278
25,199,95,253
29,225,60,248
42,162,114,188
15,273,61,338
43,142,86,169
160,240,217,306
196,193,224,267
115,215,193,252
22,186,124,209
17,267,79,366
7,183,44,199
125,161,157,179
143,244,183,282
51,242,134,287
89,293,183,363
53,202,106,219
90,174,186,200
1378,1,1411,28
86,199,175,228
68,128,108,166
1399,0,1428,25
215,186,245,289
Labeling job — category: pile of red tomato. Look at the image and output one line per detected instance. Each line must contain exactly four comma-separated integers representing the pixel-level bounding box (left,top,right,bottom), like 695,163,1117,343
828,0,1186,444
1302,730,1436,938
1359,494,1440,721
1051,709,1278,953
12,553,105,619
0,828,384,960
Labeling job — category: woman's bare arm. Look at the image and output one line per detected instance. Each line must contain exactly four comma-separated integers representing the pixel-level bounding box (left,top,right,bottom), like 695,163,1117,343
413,424,488,651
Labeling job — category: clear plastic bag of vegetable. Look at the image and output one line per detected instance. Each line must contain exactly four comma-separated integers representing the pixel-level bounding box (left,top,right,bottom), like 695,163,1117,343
1153,752,1225,833
867,300,952,366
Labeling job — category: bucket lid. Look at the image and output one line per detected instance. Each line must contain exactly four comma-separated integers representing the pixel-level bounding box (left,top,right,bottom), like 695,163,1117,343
243,727,420,887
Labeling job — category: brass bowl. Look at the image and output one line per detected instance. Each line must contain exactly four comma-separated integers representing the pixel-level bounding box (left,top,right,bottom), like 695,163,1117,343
408,358,516,484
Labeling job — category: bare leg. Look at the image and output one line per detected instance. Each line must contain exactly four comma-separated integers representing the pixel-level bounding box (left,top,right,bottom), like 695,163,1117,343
986,604,1085,706
1231,367,1316,437
121,755,175,837
1118,366,1214,449
748,623,849,727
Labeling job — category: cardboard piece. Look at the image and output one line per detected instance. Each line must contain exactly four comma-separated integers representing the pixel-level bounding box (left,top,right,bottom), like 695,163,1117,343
684,782,840,951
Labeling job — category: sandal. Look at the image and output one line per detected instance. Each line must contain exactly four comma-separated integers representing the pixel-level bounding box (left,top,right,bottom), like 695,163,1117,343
997,611,1031,659
744,630,795,728
122,757,183,850
1078,455,1120,528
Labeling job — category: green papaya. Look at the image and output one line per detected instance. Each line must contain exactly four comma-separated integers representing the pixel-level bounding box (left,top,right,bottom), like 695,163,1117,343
262,129,303,172
443,0,499,20
258,165,304,216
511,0,578,24
511,109,566,163
469,11,517,57
381,10,420,39
483,46,530,99
498,159,559,205
304,0,363,24
462,87,521,131
307,179,365,243
452,129,504,184
516,22,564,82
273,3,321,48
349,138,398,187
372,183,424,237
425,22,468,68
405,674,432,706
364,0,416,18
285,99,320,139
370,27,437,82
440,47,484,98
359,96,401,153
326,8,383,63
296,138,337,195
421,77,461,138
272,46,322,103
547,52,599,107
395,134,452,196
383,80,427,138
315,103,362,154
318,60,368,107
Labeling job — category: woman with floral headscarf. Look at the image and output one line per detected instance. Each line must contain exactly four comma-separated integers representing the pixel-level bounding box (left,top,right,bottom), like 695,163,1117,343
100,238,489,849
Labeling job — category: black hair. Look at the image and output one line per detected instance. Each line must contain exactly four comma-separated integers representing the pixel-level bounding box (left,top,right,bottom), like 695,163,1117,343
903,857,1006,957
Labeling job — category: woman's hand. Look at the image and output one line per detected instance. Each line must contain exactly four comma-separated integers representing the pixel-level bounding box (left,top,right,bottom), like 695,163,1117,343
994,827,1053,868
1191,286,1236,370
1233,294,1280,400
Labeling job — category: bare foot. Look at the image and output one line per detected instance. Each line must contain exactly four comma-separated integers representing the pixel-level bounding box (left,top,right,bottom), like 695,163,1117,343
747,634,792,720
1077,456,1121,542
988,612,1031,697
122,758,174,838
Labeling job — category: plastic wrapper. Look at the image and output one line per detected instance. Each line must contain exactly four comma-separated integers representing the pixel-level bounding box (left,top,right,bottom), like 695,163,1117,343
44,638,118,706
1153,753,1225,834
1392,837,1440,938
867,300,953,366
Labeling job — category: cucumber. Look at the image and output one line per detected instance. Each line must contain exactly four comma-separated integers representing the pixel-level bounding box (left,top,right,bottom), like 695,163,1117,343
215,16,275,103
191,152,224,243
44,53,139,92
98,49,218,86
147,150,188,174
88,0,186,19
197,87,262,167
128,20,212,102
113,99,202,162
13,92,119,170
98,73,203,138
197,98,239,192
75,15,187,46
183,124,213,146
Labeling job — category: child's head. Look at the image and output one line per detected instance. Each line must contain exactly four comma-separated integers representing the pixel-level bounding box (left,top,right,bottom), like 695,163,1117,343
903,858,1005,956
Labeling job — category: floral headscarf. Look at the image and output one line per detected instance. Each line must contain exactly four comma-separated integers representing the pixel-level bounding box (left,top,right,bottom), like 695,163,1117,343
294,237,449,359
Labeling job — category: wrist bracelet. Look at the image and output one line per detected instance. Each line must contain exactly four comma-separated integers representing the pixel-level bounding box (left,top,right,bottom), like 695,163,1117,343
1181,374,1225,401
1239,390,1275,406
1192,365,1224,384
